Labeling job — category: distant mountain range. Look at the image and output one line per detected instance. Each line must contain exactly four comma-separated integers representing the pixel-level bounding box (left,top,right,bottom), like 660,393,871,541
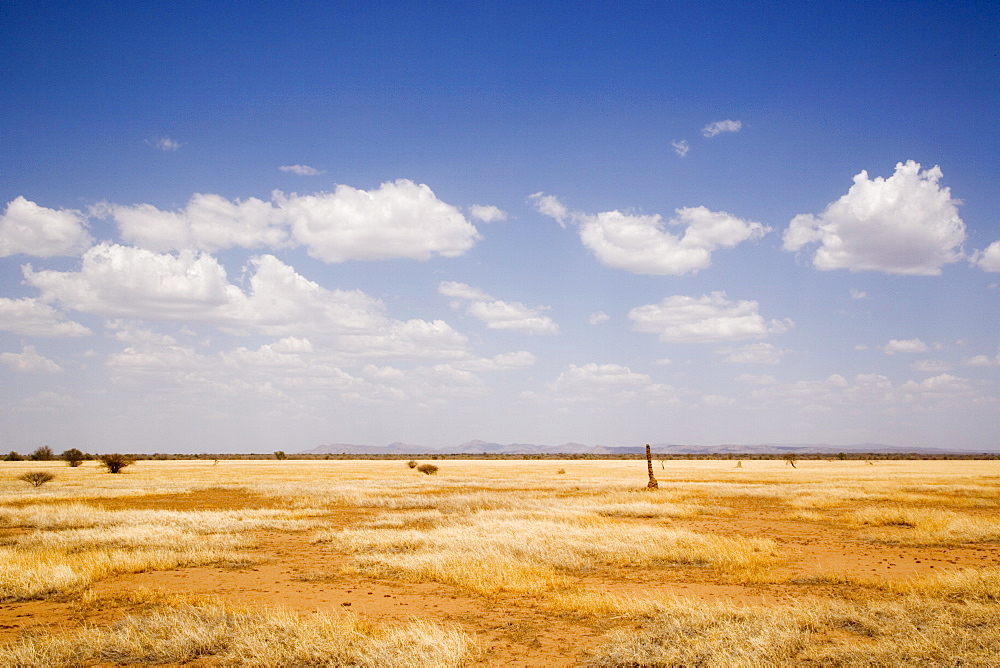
300,439,963,456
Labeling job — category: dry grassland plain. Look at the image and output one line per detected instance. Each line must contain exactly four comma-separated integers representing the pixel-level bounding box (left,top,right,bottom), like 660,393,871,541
1,458,999,666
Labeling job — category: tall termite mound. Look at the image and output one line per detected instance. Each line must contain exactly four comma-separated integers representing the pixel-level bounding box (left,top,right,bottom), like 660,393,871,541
645,444,658,489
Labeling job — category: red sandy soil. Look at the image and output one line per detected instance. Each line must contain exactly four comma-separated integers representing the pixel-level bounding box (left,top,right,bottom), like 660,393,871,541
2,489,997,666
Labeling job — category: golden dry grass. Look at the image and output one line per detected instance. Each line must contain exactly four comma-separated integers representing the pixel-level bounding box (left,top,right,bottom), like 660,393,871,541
1,457,999,665
0,600,471,667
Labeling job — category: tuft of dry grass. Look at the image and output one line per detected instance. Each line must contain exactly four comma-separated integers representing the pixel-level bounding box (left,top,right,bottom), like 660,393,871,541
0,602,472,667
585,596,1000,667
841,505,1000,546
317,507,780,595
0,505,321,601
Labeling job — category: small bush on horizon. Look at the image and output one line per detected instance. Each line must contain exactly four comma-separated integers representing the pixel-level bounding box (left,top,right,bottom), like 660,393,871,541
99,453,133,474
417,463,439,475
62,448,86,467
18,471,55,487
4,451,22,462
29,446,54,461
274,451,287,460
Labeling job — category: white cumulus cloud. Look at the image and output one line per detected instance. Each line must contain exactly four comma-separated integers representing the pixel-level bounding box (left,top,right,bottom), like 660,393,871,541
468,204,507,223
0,298,92,337
97,180,480,261
279,164,324,176
528,192,570,228
701,120,742,137
671,139,690,157
280,180,481,262
0,345,62,374
973,241,1000,272
23,244,470,361
0,197,92,258
588,311,610,325
542,363,675,404
783,161,965,275
99,193,289,253
629,292,793,343
717,342,790,364
439,281,559,335
879,338,929,355
531,194,769,275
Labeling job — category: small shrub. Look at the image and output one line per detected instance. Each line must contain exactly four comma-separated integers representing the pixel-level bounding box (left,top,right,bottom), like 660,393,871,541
407,460,419,469
274,451,287,460
29,446,54,461
62,448,85,467
416,463,439,475
3,451,22,462
557,468,566,474
99,453,133,474
18,471,55,487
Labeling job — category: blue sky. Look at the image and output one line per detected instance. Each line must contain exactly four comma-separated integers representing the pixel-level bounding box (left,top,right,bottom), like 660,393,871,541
2,1,998,453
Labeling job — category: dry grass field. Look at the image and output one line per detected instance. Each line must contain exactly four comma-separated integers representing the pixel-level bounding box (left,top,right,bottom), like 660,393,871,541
1,457,999,666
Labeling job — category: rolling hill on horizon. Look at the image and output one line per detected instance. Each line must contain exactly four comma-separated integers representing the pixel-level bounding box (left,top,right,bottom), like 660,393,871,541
300,439,970,456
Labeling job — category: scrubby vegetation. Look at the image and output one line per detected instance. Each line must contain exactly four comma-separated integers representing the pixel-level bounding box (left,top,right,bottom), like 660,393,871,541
61,448,85,467
1,458,998,665
17,471,55,487
98,453,133,474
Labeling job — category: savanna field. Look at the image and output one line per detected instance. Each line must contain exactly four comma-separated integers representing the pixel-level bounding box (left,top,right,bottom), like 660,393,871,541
1,458,999,666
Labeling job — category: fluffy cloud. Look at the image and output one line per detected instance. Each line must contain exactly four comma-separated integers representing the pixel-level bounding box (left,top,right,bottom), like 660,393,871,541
783,161,965,275
468,205,507,223
671,140,690,157
702,120,742,137
0,298,91,337
588,311,610,325
528,192,570,228
24,244,470,361
541,363,675,404
0,345,62,374
281,180,480,262
0,197,92,258
24,243,242,322
97,180,482,261
717,342,790,364
100,194,289,253
279,164,323,176
879,338,929,355
963,349,1000,367
531,194,768,275
751,372,980,410
974,241,1000,272
629,292,793,343
439,281,558,335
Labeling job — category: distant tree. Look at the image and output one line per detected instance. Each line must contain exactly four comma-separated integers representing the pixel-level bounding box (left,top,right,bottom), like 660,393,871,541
18,471,56,487
274,451,287,460
62,448,85,467
784,454,798,469
99,453,133,474
4,451,23,462
29,446,54,461
416,463,438,475
836,452,847,460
